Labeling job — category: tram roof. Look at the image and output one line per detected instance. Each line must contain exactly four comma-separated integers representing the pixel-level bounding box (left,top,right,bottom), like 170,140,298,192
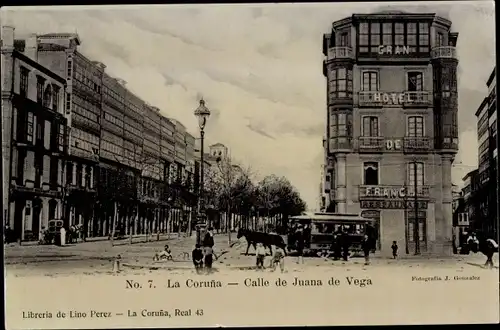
290,213,374,222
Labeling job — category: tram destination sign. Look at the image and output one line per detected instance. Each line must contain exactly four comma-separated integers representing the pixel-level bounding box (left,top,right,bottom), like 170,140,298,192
360,200,428,210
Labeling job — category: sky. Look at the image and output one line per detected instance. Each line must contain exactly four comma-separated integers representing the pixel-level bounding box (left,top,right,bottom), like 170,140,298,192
1,1,496,210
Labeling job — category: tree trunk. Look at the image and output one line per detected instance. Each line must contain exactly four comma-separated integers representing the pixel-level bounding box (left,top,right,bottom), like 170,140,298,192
110,202,118,247
227,205,231,244
129,205,137,245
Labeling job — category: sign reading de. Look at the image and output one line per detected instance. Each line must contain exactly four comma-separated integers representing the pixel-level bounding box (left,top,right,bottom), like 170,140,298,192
385,139,402,151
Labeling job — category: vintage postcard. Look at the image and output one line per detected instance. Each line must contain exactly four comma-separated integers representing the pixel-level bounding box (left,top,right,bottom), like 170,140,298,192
2,1,499,328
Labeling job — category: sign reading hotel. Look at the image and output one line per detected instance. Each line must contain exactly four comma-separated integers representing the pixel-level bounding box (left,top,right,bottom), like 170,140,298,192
370,92,417,105
378,45,411,55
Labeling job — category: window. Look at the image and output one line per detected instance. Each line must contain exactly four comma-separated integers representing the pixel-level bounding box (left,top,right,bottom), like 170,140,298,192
339,32,348,46
407,116,424,137
441,66,457,98
58,124,65,152
362,71,378,91
362,116,379,137
43,85,52,108
66,94,71,113
436,32,444,47
67,60,73,79
408,162,424,187
20,67,29,97
37,76,45,104
418,23,430,52
329,67,353,98
36,120,43,142
27,112,34,143
338,113,347,136
52,86,60,112
363,162,379,185
66,162,74,185
358,21,430,55
407,72,423,91
408,220,425,242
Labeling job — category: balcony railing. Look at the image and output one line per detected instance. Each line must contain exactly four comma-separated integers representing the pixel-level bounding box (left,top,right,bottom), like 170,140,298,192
329,137,352,152
403,137,433,152
359,91,432,107
358,185,431,200
431,46,457,60
327,47,354,60
358,137,384,152
403,91,432,107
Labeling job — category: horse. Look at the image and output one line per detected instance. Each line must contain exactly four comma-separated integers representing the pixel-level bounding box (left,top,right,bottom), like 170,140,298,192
466,233,498,268
236,228,287,256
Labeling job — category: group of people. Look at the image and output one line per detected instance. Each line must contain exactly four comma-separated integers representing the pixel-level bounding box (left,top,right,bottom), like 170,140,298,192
255,242,286,272
192,227,216,274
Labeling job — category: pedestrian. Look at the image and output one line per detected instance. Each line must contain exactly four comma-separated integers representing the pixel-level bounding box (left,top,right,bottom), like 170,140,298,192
203,245,214,274
60,226,67,246
361,234,371,265
269,245,286,273
333,229,342,260
255,242,266,270
391,241,398,259
485,238,498,269
342,230,350,261
192,244,204,274
295,225,305,264
4,224,13,244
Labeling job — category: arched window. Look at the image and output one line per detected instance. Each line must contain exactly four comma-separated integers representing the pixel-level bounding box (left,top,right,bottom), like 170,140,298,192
43,84,52,109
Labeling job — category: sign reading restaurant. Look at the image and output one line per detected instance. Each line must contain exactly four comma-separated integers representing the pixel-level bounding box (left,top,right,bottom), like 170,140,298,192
360,200,428,210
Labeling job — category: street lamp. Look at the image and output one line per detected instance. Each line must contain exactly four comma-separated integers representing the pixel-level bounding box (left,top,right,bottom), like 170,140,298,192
194,98,211,244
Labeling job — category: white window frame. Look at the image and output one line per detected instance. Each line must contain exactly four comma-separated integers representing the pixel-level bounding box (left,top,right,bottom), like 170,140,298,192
361,115,380,137
405,70,425,92
407,162,425,187
406,115,425,137
362,161,380,186
361,70,379,91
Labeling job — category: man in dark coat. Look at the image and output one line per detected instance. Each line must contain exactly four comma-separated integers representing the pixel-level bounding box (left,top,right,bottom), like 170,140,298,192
295,225,305,264
202,227,215,272
342,230,350,261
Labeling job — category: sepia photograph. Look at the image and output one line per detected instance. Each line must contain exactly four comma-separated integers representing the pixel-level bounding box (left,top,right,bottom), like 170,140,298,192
1,1,499,328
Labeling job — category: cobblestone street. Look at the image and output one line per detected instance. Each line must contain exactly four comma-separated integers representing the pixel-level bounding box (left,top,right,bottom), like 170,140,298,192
4,233,498,277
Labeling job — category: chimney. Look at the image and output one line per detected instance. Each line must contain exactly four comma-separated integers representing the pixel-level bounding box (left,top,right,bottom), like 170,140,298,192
1,26,15,50
25,33,38,61
116,78,127,86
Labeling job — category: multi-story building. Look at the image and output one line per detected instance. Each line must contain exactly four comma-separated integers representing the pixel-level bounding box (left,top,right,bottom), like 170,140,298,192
3,29,198,239
470,67,497,238
322,11,459,256
2,27,68,241
34,32,104,236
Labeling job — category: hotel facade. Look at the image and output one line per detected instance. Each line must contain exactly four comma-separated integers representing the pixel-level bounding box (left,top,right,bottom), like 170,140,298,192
322,12,459,256
2,27,198,241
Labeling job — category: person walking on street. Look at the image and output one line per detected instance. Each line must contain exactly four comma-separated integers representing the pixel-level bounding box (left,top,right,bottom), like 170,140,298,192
361,234,371,265
342,230,350,261
255,242,266,270
295,225,305,264
202,227,215,274
391,241,398,259
192,244,204,274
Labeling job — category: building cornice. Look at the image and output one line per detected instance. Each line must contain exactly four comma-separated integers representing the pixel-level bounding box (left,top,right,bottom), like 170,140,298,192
486,67,496,87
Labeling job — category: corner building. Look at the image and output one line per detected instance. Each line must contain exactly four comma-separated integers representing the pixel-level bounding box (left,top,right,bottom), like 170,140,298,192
322,12,459,256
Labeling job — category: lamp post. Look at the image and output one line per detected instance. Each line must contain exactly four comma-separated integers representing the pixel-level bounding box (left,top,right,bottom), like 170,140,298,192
194,98,211,244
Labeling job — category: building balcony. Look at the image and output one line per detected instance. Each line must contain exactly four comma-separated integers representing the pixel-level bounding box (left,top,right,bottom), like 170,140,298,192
430,46,457,60
403,137,433,153
327,47,354,60
358,136,384,153
358,185,431,200
328,137,352,153
358,91,432,108
403,91,432,107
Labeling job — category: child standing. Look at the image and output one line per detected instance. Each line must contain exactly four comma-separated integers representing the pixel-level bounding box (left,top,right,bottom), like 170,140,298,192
391,241,398,259
192,244,204,274
255,242,266,270
270,246,286,273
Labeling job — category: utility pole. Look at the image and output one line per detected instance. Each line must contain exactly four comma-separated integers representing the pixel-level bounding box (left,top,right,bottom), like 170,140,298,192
413,161,420,255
